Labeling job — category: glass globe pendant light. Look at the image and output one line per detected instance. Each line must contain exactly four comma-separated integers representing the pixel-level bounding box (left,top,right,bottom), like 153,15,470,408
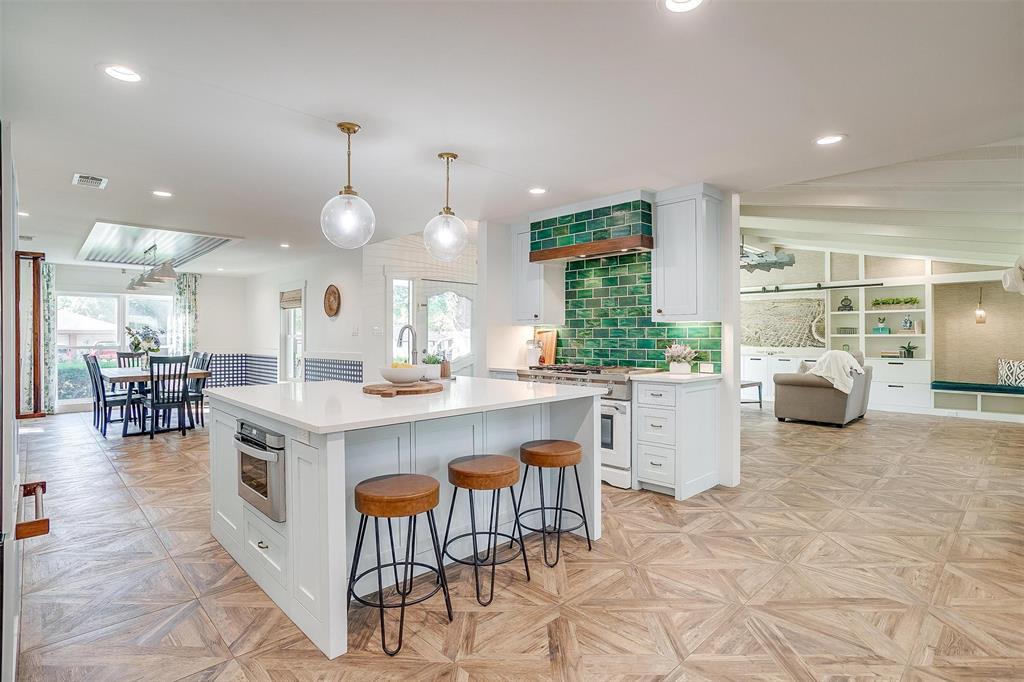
321,122,375,249
423,152,469,262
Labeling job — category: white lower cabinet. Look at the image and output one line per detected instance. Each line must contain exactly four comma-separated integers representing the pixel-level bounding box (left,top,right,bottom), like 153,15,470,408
243,507,289,589
210,411,243,548
865,359,933,410
632,380,721,500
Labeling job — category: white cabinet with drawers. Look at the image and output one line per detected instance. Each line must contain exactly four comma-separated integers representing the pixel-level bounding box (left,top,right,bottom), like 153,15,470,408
632,378,721,500
866,358,933,411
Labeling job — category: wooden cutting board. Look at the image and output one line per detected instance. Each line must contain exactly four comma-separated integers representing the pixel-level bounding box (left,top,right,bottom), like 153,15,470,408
362,382,444,398
535,329,557,365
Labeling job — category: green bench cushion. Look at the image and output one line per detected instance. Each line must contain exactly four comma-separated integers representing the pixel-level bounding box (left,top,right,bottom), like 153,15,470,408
931,380,1024,396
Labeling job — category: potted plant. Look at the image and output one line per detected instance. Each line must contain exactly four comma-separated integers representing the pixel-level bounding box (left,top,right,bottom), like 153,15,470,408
124,325,161,367
664,344,704,374
420,354,443,380
871,296,921,310
871,316,890,334
899,342,918,359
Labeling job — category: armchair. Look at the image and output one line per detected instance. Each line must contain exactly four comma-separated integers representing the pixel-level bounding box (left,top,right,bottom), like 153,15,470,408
773,351,872,427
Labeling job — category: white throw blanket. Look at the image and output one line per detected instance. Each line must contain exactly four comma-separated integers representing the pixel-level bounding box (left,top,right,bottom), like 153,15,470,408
808,350,864,394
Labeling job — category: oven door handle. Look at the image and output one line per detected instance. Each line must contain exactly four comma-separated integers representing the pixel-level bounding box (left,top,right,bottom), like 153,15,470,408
234,436,281,463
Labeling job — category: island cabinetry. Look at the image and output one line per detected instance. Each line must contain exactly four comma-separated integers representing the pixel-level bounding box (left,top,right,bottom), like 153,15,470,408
207,379,601,660
632,378,721,500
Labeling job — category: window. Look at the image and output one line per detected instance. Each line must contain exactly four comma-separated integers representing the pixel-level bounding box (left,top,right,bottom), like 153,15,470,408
426,288,472,361
392,278,412,364
279,287,304,382
55,292,174,403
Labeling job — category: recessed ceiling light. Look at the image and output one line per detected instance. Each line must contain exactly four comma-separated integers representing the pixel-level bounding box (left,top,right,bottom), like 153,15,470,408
18,211,29,217
528,187,547,195
280,243,290,248
664,0,705,12
217,267,224,272
815,134,847,146
104,65,142,83
152,190,173,198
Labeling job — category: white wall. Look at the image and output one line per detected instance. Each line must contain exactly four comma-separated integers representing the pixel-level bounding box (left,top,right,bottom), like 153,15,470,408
242,248,363,359
479,220,534,371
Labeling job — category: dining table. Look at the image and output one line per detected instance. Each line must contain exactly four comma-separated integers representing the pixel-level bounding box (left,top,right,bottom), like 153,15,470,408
100,366,212,437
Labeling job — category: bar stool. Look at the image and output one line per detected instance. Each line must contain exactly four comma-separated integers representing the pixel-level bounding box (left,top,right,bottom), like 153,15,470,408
347,473,453,656
442,455,530,606
516,439,592,567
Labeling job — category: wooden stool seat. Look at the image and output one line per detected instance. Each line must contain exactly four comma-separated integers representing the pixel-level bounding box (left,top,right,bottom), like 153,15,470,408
354,474,440,518
520,439,582,468
448,454,520,490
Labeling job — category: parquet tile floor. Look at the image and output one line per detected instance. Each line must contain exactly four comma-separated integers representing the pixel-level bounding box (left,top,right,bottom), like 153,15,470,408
15,407,1024,681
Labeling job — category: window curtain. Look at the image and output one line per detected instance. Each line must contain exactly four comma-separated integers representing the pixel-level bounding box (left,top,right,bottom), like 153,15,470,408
169,273,200,355
40,262,57,413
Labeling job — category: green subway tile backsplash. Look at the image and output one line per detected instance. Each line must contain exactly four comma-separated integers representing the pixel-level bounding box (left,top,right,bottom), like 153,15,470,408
530,200,652,253
546,251,722,373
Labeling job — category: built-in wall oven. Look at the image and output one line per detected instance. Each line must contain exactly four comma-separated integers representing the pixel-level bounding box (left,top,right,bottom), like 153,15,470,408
235,419,287,523
600,399,632,489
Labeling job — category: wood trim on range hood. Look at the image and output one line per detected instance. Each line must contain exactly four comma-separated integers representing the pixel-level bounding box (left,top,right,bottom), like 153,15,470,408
529,235,653,263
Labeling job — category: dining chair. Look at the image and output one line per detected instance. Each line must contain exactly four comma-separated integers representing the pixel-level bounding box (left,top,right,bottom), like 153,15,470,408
142,355,193,439
186,352,212,427
116,351,146,367
83,352,101,430
86,355,140,438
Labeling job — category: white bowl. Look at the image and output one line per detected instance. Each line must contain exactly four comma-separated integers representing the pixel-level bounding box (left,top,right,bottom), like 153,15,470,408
379,366,424,385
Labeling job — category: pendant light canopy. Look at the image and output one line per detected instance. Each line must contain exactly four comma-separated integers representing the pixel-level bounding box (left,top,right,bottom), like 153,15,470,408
321,122,376,250
423,152,469,262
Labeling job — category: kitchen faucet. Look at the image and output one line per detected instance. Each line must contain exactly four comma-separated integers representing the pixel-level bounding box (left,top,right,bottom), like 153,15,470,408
396,324,418,364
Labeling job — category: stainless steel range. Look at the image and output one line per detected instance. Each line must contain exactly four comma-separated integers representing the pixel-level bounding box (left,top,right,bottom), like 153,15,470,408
517,364,663,490
516,364,659,400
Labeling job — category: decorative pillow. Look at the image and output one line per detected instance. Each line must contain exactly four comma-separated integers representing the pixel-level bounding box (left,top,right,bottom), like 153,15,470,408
997,358,1024,387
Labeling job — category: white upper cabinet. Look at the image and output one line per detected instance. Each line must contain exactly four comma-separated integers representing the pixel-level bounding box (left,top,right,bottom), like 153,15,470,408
512,225,564,325
652,184,722,322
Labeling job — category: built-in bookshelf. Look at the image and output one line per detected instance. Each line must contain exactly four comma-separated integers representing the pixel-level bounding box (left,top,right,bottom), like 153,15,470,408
826,284,929,359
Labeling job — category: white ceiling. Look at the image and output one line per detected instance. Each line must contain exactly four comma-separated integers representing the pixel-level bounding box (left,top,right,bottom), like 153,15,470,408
741,138,1024,264
3,1,1022,275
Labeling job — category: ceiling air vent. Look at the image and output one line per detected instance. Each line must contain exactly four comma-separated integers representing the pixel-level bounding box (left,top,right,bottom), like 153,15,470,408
72,173,108,189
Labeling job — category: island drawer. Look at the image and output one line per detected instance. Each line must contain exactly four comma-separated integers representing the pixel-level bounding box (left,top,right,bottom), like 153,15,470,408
635,406,676,446
636,383,676,408
636,443,676,486
243,507,289,589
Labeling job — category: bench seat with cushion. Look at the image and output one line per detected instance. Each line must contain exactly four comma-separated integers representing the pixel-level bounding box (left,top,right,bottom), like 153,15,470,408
931,381,1024,396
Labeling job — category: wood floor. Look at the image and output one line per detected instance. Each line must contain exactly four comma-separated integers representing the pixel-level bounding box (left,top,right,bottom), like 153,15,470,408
15,407,1024,681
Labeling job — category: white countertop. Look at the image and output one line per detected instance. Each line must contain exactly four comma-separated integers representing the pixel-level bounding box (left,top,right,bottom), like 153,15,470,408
631,372,723,384
205,377,605,434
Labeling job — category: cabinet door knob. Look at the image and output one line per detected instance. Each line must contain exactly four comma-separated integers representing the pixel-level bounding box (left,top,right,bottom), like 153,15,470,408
656,308,663,314
533,314,539,319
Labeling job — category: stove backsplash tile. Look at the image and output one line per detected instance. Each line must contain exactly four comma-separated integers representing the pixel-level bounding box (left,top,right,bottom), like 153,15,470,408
544,251,722,372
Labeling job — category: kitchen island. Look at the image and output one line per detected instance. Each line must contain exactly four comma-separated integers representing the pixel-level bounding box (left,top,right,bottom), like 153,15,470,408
204,377,604,659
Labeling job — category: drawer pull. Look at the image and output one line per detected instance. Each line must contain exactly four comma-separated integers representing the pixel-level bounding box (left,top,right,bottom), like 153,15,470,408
887,362,904,366
649,461,663,467
649,423,663,429
887,384,904,389
778,359,791,362
750,358,762,361
257,540,269,550
649,392,664,397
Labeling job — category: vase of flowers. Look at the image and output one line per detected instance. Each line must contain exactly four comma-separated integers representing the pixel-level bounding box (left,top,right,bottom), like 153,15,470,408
664,344,704,374
125,325,161,367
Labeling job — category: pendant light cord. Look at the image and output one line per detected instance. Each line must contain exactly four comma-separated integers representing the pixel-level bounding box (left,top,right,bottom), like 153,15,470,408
345,130,353,194
443,156,452,214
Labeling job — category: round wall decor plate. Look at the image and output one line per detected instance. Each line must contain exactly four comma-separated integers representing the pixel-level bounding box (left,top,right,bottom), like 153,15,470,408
323,284,341,317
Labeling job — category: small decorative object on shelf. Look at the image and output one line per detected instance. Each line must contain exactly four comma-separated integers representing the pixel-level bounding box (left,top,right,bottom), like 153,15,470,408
842,343,851,352
836,326,857,335
899,342,918,359
125,325,160,367
871,296,920,310
664,344,704,375
698,362,715,374
421,354,443,381
872,316,891,334
901,314,914,331
879,351,903,358
838,296,854,311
